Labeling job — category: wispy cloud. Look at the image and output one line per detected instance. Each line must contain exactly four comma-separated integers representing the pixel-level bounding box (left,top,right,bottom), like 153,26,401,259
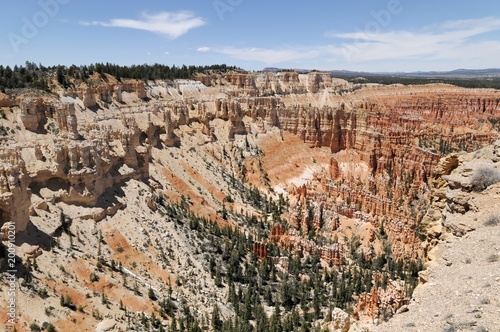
326,17,500,64
80,11,205,39
214,47,321,65
439,17,500,32
197,47,211,52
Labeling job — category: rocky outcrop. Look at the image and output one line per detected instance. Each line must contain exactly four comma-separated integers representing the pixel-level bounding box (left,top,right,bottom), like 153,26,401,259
19,98,44,131
306,72,333,93
366,140,500,332
0,109,151,231
355,280,407,321
0,92,17,107
417,140,500,283
325,308,350,332
95,319,117,332
66,80,147,108
0,153,31,231
196,71,342,96
272,227,344,265
18,97,80,140
267,87,499,259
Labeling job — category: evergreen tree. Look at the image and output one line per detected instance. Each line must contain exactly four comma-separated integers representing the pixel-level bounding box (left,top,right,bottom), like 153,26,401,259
269,302,282,332
254,301,268,332
211,304,223,332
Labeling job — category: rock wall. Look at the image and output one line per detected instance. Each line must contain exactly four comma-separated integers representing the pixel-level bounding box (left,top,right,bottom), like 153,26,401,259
0,153,30,230
0,94,152,231
66,80,147,108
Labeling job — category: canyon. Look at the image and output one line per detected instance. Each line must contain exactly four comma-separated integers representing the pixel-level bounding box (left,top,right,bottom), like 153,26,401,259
0,70,499,331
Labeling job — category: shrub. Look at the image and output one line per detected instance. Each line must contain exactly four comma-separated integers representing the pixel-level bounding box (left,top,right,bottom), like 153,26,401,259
38,287,49,298
46,323,56,332
60,294,76,310
470,166,500,191
480,297,490,304
89,272,99,282
30,322,41,331
148,287,157,301
486,254,498,263
484,214,499,227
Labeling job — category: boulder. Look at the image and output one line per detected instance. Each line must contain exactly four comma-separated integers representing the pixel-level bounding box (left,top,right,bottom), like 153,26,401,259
326,308,350,332
96,319,116,332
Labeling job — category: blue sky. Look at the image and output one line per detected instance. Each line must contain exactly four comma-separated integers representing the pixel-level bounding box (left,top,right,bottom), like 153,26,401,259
1,0,500,72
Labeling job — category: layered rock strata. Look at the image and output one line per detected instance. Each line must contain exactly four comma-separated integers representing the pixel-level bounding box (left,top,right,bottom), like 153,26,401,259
0,74,498,244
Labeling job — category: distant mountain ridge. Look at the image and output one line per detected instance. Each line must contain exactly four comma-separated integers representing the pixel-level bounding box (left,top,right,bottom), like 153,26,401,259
399,68,500,78
263,67,500,78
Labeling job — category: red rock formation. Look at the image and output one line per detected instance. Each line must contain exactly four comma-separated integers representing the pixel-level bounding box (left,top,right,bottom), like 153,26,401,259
330,158,341,180
270,224,285,242
331,213,340,231
356,286,379,318
319,244,343,265
355,280,408,319
265,87,500,260
253,242,268,259
275,229,344,266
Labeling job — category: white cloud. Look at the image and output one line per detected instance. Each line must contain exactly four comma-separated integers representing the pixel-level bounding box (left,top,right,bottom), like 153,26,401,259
164,51,170,55
326,17,500,66
439,17,500,31
80,11,205,39
214,47,321,65
197,47,211,52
